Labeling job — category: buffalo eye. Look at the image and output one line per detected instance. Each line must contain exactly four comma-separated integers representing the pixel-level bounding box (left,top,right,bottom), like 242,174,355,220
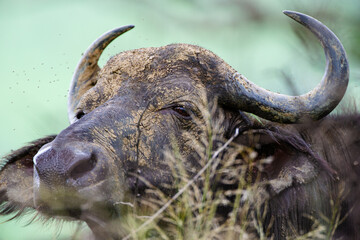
76,111,85,119
172,106,191,119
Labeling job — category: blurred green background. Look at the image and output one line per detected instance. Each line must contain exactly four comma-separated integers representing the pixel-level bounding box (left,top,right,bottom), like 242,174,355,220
0,0,359,239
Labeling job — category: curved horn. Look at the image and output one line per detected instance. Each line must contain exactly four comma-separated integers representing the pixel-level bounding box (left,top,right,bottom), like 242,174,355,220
223,11,349,123
68,25,134,122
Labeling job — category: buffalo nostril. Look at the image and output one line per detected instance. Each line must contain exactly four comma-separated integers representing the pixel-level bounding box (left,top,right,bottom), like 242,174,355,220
69,153,97,180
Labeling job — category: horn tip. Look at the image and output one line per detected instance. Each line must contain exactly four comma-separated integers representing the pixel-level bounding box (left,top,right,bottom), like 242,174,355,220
283,10,304,23
114,25,135,34
283,10,297,15
121,25,135,32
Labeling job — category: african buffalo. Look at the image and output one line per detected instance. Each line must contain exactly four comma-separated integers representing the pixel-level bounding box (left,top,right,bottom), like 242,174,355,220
0,11,358,239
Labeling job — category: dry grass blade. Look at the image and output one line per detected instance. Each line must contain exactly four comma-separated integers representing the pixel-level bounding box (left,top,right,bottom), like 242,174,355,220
122,128,240,240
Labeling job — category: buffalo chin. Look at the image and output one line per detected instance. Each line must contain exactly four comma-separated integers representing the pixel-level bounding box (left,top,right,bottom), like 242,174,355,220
33,176,125,239
38,196,122,239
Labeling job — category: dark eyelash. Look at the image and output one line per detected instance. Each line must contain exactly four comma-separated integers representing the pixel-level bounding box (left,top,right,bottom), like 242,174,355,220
172,106,191,119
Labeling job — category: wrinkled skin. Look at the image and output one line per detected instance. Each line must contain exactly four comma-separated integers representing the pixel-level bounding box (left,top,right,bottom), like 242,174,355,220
0,13,358,240
0,44,237,239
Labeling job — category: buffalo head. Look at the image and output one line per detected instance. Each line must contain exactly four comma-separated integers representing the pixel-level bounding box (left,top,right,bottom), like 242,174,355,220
0,11,349,239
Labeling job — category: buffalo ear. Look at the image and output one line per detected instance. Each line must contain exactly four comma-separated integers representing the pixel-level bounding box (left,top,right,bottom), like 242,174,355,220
0,135,56,217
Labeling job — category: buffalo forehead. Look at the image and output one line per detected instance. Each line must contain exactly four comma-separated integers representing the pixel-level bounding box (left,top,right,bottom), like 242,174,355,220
77,43,235,112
